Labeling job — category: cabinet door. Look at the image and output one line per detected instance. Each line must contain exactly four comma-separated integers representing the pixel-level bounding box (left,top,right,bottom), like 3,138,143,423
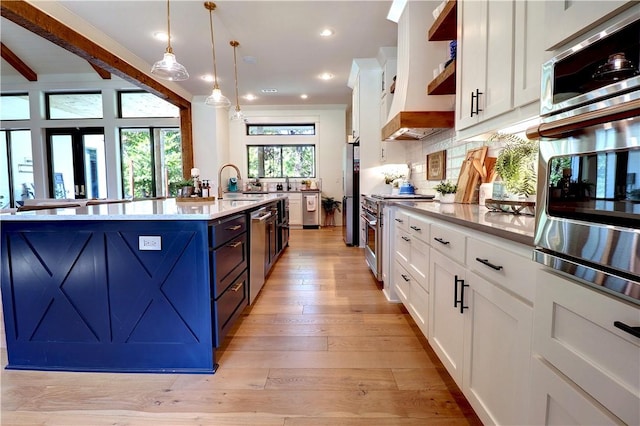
456,0,486,130
530,356,623,425
351,74,360,140
429,248,466,387
543,1,633,50
483,0,514,120
463,271,533,426
513,0,545,108
288,194,302,226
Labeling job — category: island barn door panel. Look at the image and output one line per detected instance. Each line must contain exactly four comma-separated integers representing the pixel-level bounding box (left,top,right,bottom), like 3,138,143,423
0,220,214,373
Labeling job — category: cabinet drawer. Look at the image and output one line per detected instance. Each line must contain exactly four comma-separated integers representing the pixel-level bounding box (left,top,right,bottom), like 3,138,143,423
395,228,410,267
213,270,248,347
407,213,430,243
409,236,429,291
394,209,410,232
211,232,247,298
466,237,536,303
209,214,247,249
534,270,640,425
394,260,411,304
430,222,467,265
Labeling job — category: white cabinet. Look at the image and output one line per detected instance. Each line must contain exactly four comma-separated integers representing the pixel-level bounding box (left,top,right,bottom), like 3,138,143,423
429,248,466,386
463,270,533,425
456,0,514,130
287,193,302,227
513,0,546,108
543,1,634,50
533,270,640,425
530,356,624,426
351,74,360,141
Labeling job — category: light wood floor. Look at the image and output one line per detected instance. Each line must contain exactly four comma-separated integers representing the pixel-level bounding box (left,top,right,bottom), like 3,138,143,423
1,227,481,425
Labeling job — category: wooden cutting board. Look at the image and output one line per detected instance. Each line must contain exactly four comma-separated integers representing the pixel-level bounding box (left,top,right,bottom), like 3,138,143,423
455,146,488,203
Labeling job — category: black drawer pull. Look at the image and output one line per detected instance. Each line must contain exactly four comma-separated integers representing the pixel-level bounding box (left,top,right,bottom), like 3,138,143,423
228,241,242,248
401,274,410,282
230,282,243,292
395,218,404,223
402,236,410,242
614,321,640,338
476,258,503,271
434,237,450,245
454,275,468,314
226,225,242,231
410,225,421,231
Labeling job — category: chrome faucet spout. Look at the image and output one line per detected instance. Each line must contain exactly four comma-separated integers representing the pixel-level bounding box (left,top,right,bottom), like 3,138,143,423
217,163,242,199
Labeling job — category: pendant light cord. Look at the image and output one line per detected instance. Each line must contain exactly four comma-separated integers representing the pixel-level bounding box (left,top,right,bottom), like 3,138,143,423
166,0,173,53
231,41,241,111
208,6,220,89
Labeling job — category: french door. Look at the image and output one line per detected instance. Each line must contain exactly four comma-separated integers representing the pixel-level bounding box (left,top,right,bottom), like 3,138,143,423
46,128,106,199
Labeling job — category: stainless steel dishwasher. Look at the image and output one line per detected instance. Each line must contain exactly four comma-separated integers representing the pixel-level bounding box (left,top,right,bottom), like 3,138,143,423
249,207,271,304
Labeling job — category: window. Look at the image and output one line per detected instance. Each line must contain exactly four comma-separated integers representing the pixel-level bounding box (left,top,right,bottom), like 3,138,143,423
120,127,182,198
0,94,30,120
247,145,315,178
1,130,34,207
46,92,103,119
118,91,179,118
247,123,315,135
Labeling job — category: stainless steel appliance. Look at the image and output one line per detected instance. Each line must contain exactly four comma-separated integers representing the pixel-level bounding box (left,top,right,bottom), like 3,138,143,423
302,193,320,229
361,193,435,281
528,13,640,304
277,196,289,252
249,207,272,305
343,142,360,246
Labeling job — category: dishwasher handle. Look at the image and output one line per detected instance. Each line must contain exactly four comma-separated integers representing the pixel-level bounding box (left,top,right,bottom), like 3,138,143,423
251,208,272,222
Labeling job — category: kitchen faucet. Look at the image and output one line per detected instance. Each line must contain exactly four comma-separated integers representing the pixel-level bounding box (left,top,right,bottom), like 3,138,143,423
217,163,242,199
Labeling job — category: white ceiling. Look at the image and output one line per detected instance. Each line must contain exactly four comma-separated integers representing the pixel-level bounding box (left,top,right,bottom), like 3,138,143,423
1,1,399,106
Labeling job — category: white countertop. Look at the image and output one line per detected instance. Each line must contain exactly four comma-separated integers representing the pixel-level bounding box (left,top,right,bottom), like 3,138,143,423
392,200,536,246
0,194,285,222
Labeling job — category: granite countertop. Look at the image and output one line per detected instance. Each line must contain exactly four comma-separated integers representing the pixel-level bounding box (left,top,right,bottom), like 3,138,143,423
0,194,285,222
392,200,536,246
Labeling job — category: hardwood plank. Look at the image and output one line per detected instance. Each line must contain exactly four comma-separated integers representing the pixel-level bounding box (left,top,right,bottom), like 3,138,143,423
285,418,472,426
223,336,328,351
229,323,417,337
265,368,398,391
327,336,425,352
392,368,451,390
170,368,269,390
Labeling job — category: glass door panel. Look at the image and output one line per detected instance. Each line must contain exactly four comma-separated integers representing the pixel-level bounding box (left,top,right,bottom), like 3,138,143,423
0,131,10,208
2,130,35,207
47,128,104,199
120,129,153,199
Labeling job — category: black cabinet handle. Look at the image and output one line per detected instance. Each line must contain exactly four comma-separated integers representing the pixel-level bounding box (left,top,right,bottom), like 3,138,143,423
401,274,410,282
460,281,469,314
471,89,483,117
614,321,640,338
402,236,410,242
434,237,450,245
476,257,503,271
395,218,404,223
454,275,468,313
410,225,421,231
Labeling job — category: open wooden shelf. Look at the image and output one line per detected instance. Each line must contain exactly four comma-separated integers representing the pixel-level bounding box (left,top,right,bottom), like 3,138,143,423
428,0,457,41
427,60,456,95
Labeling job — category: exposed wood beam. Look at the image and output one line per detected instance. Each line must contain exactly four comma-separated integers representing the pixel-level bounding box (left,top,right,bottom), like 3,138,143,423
1,41,37,81
0,0,193,174
89,62,111,80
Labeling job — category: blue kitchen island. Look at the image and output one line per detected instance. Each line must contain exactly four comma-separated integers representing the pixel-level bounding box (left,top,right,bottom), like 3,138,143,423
0,196,281,374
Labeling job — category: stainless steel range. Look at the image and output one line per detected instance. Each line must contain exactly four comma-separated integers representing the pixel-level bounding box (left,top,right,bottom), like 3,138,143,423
361,194,434,281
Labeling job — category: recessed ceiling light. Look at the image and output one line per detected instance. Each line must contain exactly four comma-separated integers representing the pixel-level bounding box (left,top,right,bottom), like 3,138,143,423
153,31,170,42
244,94,257,101
319,72,334,80
261,88,278,93
201,74,214,82
320,28,334,37
243,56,258,64
300,94,308,99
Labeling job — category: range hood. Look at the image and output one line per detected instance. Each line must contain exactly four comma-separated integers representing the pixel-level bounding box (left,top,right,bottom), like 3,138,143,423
382,1,455,141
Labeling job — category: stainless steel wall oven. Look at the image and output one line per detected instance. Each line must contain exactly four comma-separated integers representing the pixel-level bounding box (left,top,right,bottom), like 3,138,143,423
527,12,640,304
361,195,381,281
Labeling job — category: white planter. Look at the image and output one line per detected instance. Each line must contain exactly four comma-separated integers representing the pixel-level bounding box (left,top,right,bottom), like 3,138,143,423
440,193,456,204
479,183,493,206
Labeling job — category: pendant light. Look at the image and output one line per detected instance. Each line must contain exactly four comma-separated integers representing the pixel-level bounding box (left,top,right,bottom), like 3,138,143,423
151,0,189,81
204,2,231,108
230,40,245,121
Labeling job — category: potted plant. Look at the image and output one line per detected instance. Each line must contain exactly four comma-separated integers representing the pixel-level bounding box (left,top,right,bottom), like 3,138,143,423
171,178,194,198
321,196,341,226
490,133,539,200
434,181,457,204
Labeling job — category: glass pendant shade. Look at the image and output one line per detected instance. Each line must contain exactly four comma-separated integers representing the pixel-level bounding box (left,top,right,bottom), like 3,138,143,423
205,87,231,108
230,40,244,120
151,50,189,81
230,106,245,121
151,0,188,81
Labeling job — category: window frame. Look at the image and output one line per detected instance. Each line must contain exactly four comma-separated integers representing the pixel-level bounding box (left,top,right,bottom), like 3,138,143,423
247,144,316,179
246,123,316,136
45,91,103,120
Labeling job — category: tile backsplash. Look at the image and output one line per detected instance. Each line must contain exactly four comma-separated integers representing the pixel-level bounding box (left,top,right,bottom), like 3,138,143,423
402,129,504,195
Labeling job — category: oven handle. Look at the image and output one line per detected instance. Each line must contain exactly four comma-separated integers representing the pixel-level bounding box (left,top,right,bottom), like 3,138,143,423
526,97,640,139
360,214,376,226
